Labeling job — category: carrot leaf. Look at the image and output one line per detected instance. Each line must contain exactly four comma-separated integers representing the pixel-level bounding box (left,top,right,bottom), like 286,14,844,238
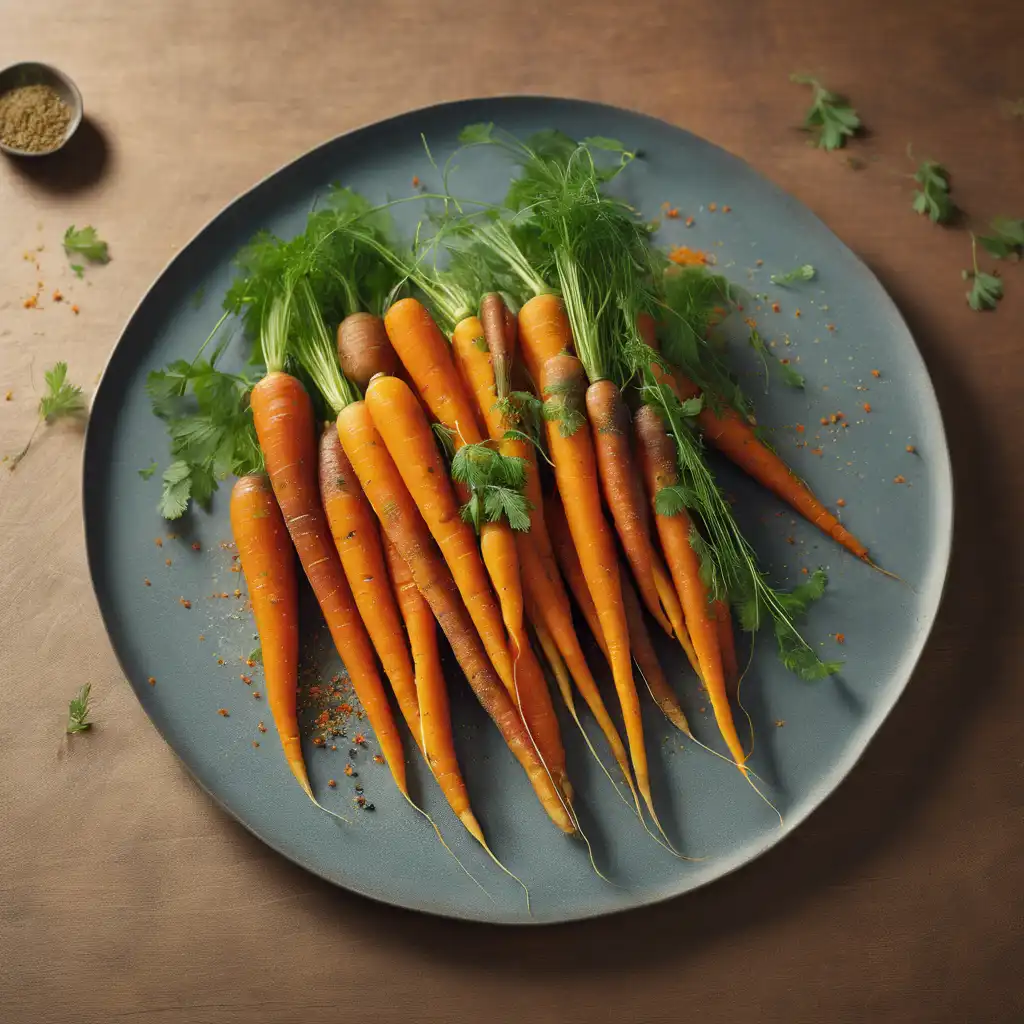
66,684,93,734
770,264,816,286
978,216,1024,260
749,330,805,390
451,442,531,532
912,161,955,224
654,484,698,517
63,225,110,263
40,361,84,421
963,235,1003,311
790,75,861,151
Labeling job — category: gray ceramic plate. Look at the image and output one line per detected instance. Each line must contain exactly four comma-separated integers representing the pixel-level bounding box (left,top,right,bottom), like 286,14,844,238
84,97,952,924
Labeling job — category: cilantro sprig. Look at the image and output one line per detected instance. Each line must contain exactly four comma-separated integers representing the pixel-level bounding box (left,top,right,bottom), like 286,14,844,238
912,161,955,224
8,361,86,470
963,235,1003,312
63,225,110,264
66,684,93,734
978,217,1024,260
791,75,862,151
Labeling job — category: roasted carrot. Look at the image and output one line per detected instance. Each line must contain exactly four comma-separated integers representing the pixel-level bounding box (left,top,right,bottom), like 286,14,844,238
638,318,867,559
451,313,634,792
634,404,746,768
586,378,672,636
364,372,569,799
230,474,309,797
540,353,657,820
250,367,409,798
335,399,575,833
382,536,485,845
318,426,422,750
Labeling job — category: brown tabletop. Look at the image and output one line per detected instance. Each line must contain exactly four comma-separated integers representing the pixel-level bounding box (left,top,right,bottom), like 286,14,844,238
2,1,1022,1021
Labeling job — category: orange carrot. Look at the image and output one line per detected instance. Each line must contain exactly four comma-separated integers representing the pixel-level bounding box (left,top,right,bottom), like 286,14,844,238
540,353,657,820
230,474,309,797
634,404,746,768
382,536,485,845
517,293,573,386
363,372,569,799
336,400,574,833
337,312,400,391
638,318,867,559
713,599,741,696
585,378,673,636
318,426,421,750
250,370,408,797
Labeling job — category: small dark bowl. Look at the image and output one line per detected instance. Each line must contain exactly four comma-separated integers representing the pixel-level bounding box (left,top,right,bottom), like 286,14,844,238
0,61,83,157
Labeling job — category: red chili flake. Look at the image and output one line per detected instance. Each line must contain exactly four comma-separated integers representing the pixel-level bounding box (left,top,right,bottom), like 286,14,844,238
23,295,38,309
871,369,881,378
836,498,846,507
665,207,680,219
353,733,367,746
412,175,420,187
217,708,230,717
744,316,757,328
795,423,805,433
372,754,385,765
780,357,791,365
721,205,732,213
755,258,764,266
810,447,823,456
330,744,337,751
143,578,151,586
179,597,192,609
312,737,326,747
684,215,695,227
257,722,267,733
328,779,337,788
191,541,201,551
52,289,63,302
801,567,809,575
820,417,829,426
245,658,255,667
794,309,802,318
147,676,156,686
355,795,367,807
155,537,163,547
240,674,252,684
338,702,354,715
906,444,916,454
708,202,718,212
835,633,846,644
217,658,225,665
771,302,781,313
252,741,260,748
165,558,172,567
894,475,906,484
826,323,835,332
71,305,80,315
862,402,872,413
835,411,845,421
786,536,795,545
775,719,786,728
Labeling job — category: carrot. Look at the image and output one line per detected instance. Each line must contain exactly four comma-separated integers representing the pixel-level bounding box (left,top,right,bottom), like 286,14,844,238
363,372,569,799
540,353,657,820
336,401,574,832
638,317,867,559
585,378,672,636
336,312,399,391
230,474,309,798
250,370,409,798
546,493,690,737
318,426,421,750
381,536,485,845
452,313,634,792
517,293,573,386
713,598,741,696
634,404,747,768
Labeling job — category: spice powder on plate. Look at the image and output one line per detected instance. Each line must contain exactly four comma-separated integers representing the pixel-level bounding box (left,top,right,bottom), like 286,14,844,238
0,84,71,152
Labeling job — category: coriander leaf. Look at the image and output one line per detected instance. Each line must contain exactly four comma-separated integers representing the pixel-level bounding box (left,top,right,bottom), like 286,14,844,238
459,123,496,146
71,264,85,279
580,135,629,153
978,216,1024,259
482,486,532,532
63,225,110,264
654,484,695,517
39,361,84,421
159,460,193,519
770,264,816,286
964,236,1003,311
248,646,263,664
749,330,804,390
66,684,92,734
677,395,704,418
791,75,861,150
775,568,829,617
911,160,955,224
138,460,158,480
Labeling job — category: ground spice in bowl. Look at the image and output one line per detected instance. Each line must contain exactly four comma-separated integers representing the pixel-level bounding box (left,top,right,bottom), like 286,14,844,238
0,84,72,153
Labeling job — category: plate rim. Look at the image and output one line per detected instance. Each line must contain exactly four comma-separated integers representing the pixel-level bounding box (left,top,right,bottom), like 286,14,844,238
82,94,955,925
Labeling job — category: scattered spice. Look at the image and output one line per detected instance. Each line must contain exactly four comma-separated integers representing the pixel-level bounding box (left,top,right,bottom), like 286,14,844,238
722,205,731,213
775,719,786,728
862,402,872,413
906,445,917,454
147,676,156,686
70,305,80,315
820,417,829,426
684,215,695,227
665,207,680,219
771,302,781,313
252,741,260,748
871,369,881,378
344,763,356,777
835,633,846,644
179,597,192,609
257,722,267,733
252,691,261,699
826,323,836,332
795,423,805,433
411,175,420,187
836,498,846,507
4,391,11,401
755,258,764,266
353,733,367,746
143,577,151,586
165,559,172,566
894,474,906,484
217,708,229,717
708,202,718,212
667,245,709,266
240,674,252,684
51,290,63,303
0,84,71,153
810,447,823,456
328,779,337,788
155,537,163,547
191,541,202,551
372,754,386,765
794,309,802,318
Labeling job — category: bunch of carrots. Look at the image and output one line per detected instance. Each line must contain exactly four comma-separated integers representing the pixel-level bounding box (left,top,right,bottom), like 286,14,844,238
149,131,873,868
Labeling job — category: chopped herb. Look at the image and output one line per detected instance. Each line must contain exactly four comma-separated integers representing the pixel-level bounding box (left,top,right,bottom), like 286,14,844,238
63,225,110,264
750,330,805,389
138,460,158,480
978,216,1024,260
248,646,263,664
912,161,955,224
70,264,85,279
963,236,1003,311
790,75,861,150
66,684,92,734
770,264,816,286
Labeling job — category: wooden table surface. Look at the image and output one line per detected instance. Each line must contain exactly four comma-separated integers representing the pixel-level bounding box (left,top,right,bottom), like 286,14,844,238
2,1,1022,1021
